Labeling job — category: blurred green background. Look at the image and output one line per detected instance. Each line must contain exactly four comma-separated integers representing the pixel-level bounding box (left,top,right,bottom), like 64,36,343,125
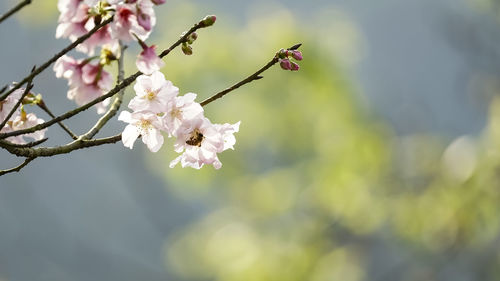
1,0,500,280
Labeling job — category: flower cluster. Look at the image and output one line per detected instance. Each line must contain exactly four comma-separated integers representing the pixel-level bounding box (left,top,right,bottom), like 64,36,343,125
56,0,164,55
278,49,303,71
55,0,166,113
0,89,47,145
119,71,240,169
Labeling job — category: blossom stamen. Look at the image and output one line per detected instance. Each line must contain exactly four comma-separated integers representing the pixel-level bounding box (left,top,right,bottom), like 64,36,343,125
186,128,204,147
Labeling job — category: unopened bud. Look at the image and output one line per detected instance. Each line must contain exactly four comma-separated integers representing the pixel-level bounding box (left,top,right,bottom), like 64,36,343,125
200,15,216,27
290,62,300,71
290,50,303,61
182,43,193,55
280,59,292,70
277,48,288,59
186,32,198,44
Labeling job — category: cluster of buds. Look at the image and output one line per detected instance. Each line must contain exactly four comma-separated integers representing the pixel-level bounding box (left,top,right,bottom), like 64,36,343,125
181,32,198,55
278,48,303,71
119,71,240,169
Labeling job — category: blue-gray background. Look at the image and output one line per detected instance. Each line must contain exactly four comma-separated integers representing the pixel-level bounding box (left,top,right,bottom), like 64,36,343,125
0,0,496,280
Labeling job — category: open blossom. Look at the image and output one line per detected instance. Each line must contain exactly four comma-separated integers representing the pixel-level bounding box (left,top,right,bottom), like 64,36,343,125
110,3,151,41
118,110,164,152
56,0,156,55
3,113,47,145
129,71,177,113
170,117,240,169
163,93,203,137
136,0,156,32
54,56,112,114
136,44,164,75
0,88,24,124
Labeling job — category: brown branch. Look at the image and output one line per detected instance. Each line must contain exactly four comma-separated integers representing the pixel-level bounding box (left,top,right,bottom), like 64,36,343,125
200,43,302,107
0,16,114,102
1,134,121,158
37,101,78,140
0,16,212,140
0,157,35,176
0,0,32,25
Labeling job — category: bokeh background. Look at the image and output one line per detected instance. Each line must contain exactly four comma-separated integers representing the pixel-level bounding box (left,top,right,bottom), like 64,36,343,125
1,0,500,280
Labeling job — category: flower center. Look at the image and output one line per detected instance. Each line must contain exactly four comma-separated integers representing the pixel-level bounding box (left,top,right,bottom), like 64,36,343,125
137,120,152,134
146,90,156,101
170,108,182,119
186,128,204,147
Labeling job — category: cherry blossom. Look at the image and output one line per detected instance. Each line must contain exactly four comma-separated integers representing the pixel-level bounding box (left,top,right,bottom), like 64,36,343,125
118,110,164,152
162,93,203,137
5,113,47,145
129,71,177,113
0,88,23,124
54,56,112,114
136,44,164,75
170,117,240,169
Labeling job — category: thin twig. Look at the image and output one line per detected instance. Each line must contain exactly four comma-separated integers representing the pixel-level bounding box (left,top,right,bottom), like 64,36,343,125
0,157,35,176
81,42,127,140
0,0,32,25
0,71,34,131
0,17,114,102
200,43,302,107
38,101,78,140
0,17,210,140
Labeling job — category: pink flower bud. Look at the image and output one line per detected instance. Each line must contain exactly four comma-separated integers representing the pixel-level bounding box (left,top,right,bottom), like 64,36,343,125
291,50,303,61
280,59,292,70
200,15,216,27
290,62,300,71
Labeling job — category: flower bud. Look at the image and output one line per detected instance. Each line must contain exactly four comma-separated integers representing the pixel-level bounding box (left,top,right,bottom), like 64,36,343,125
290,62,300,71
291,50,303,61
200,15,217,27
280,59,292,70
186,32,198,44
182,43,193,55
277,48,288,59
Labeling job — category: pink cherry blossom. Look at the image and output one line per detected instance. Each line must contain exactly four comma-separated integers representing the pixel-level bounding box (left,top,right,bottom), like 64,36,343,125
54,56,112,114
136,44,164,75
110,3,151,42
170,117,240,169
0,88,24,124
136,0,156,32
129,71,177,113
162,93,203,137
118,110,164,152
4,113,47,145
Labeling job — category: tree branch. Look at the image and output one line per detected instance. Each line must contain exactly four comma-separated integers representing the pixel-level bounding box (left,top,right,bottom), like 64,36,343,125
0,16,114,102
0,134,121,158
0,0,33,25
37,101,78,140
0,157,35,176
200,43,302,107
